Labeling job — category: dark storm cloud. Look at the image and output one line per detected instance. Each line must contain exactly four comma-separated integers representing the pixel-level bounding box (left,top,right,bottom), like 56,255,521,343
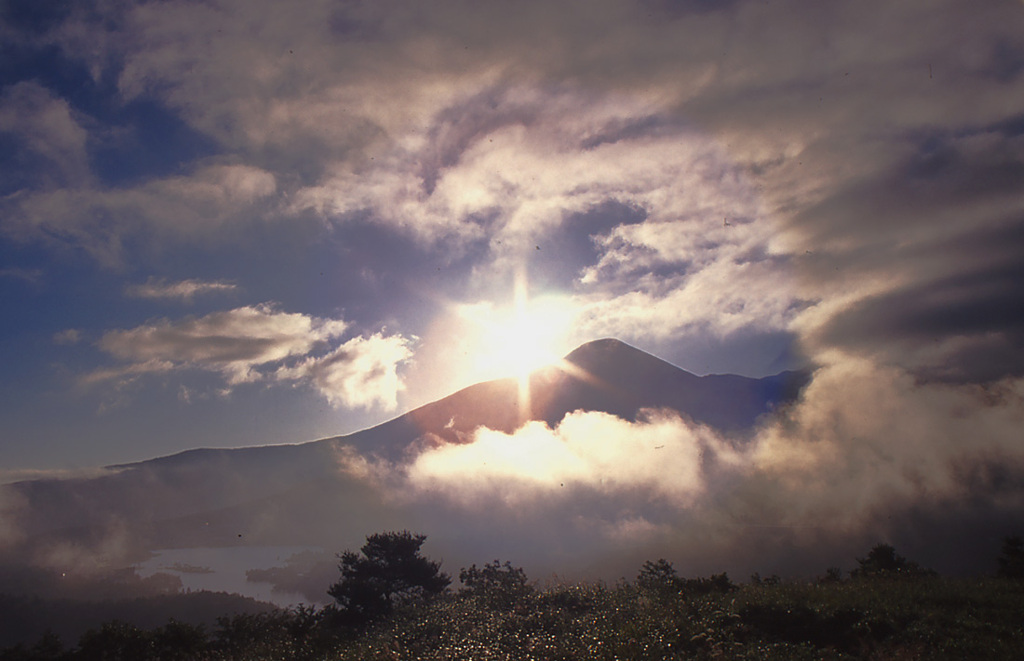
819,257,1024,383
791,128,1024,251
786,122,1024,383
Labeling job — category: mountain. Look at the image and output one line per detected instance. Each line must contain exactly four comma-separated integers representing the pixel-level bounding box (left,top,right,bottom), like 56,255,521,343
342,338,807,457
1,339,809,573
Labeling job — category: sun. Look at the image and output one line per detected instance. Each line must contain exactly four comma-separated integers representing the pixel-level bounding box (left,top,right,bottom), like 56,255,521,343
463,289,573,423
485,296,569,381
457,281,575,386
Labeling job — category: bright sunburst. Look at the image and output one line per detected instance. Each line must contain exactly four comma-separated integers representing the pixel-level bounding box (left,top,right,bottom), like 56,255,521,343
457,275,575,398
469,304,571,381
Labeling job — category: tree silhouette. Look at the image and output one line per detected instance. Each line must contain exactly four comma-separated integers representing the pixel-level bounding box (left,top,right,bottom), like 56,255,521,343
459,560,532,608
636,559,735,597
997,535,1024,578
328,531,450,624
851,543,934,578
636,559,682,592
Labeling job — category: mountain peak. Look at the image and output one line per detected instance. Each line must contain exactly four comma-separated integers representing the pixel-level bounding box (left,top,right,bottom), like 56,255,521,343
561,337,696,385
553,337,809,433
563,337,644,364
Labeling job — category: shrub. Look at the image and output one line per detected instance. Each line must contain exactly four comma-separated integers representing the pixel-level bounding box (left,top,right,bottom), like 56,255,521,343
851,543,936,579
458,561,533,609
997,536,1024,579
636,559,682,593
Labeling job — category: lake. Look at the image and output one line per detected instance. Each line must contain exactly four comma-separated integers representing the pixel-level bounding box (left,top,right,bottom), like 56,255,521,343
136,546,330,607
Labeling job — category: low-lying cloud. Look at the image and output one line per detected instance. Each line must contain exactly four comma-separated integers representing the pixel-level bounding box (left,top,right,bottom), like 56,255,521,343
0,489,26,551
408,410,725,506
750,354,1024,527
397,350,1024,575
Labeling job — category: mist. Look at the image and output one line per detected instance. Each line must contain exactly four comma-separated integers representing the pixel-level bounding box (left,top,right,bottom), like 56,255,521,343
386,353,1024,583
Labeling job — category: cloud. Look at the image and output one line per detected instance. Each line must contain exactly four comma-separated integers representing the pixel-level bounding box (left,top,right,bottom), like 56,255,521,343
3,0,1024,578
0,81,91,187
291,87,753,249
749,355,1024,525
96,303,346,384
576,250,803,342
276,332,413,411
778,129,1024,383
80,359,177,389
289,84,807,346
5,0,1019,379
125,277,239,302
0,466,119,486
408,409,735,507
0,267,43,284
31,518,138,576
52,329,82,345
395,351,1024,574
89,304,413,410
2,163,277,263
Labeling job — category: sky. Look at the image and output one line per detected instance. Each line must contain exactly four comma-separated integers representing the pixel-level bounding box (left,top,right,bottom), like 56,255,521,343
1,0,1023,483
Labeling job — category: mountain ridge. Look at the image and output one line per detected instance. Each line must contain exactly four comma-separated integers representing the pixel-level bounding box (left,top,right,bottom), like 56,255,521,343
2,338,810,563
111,337,808,470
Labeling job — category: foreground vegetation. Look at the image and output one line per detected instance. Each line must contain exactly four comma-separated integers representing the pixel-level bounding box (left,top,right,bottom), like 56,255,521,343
3,537,1024,660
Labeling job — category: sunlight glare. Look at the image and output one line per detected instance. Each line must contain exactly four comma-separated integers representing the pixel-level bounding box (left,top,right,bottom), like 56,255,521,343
469,291,573,384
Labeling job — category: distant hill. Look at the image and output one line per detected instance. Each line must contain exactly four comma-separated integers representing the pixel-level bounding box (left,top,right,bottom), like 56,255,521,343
0,589,275,650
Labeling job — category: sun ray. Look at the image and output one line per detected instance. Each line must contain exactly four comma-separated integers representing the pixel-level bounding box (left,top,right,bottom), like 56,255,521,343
446,269,576,422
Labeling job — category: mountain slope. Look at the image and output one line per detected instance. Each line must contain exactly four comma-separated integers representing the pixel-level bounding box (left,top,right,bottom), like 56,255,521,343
335,338,808,458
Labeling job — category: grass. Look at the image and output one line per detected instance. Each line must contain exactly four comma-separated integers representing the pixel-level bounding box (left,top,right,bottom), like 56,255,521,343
355,577,1024,661
4,574,1024,660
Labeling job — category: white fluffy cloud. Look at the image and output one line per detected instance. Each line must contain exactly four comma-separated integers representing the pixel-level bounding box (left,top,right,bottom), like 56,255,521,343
749,354,1024,529
408,409,734,506
98,303,346,384
276,332,413,411
92,304,412,410
292,86,757,246
577,252,802,341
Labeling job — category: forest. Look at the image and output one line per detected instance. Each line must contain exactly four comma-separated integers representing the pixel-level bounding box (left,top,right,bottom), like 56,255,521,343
2,532,1023,660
